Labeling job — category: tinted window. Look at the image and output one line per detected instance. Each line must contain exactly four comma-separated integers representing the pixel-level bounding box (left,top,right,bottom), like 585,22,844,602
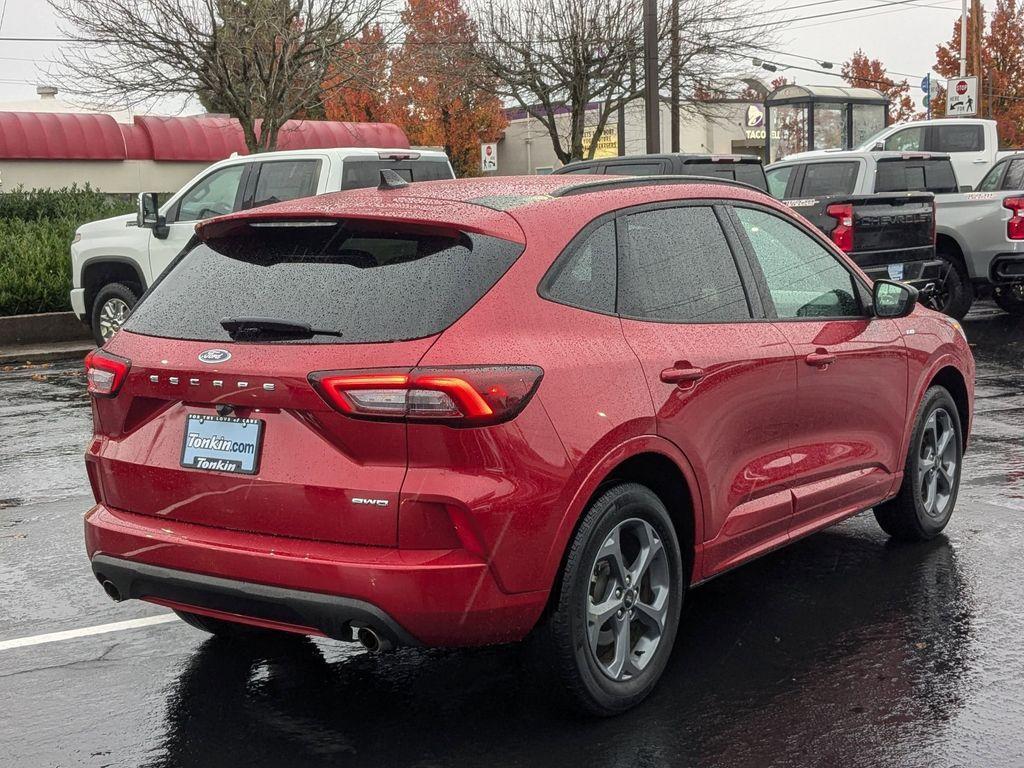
619,206,751,322
340,158,454,190
679,162,768,191
883,127,924,151
251,160,319,208
125,224,522,344
977,161,1007,192
934,125,983,152
735,207,861,319
542,220,617,313
799,162,859,196
603,163,665,176
875,159,958,194
765,166,794,198
176,165,246,223
559,166,599,175
1004,159,1024,190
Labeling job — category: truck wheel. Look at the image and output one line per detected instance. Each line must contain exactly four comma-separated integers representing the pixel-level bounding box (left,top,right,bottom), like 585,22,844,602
931,254,973,319
535,482,684,715
91,282,139,346
874,386,962,541
993,285,1024,315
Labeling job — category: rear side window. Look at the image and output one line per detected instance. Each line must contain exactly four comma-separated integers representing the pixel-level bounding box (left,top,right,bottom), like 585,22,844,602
977,161,1007,191
340,158,454,190
934,125,983,152
541,220,617,313
1004,159,1024,190
250,160,319,208
125,224,522,344
798,162,859,196
603,163,665,176
875,159,958,194
765,166,794,198
618,206,751,322
679,162,768,191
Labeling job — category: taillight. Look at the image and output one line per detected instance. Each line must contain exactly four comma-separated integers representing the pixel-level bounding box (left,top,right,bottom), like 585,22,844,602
1005,197,1024,240
84,349,131,397
310,366,544,426
826,203,854,252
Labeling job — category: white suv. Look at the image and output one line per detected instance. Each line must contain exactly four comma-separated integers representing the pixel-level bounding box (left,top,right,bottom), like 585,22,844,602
71,147,454,345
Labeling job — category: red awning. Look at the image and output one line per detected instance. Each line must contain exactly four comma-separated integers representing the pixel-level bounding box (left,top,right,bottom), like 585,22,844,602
0,111,127,160
0,111,410,162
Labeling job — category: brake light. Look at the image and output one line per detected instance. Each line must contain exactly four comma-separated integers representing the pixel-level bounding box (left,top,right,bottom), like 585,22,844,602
310,366,543,426
826,203,854,252
1005,197,1024,240
84,349,131,397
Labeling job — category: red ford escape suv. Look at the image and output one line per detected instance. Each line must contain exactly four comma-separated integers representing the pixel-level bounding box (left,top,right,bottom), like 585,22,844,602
83,173,974,715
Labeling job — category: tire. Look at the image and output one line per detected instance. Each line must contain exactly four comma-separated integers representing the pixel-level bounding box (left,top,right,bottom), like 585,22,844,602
993,285,1024,316
874,386,963,541
174,609,298,641
930,253,973,319
535,482,685,716
90,281,139,347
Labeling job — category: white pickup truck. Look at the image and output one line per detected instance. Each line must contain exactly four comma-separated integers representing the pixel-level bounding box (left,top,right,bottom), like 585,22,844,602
767,150,1024,318
71,147,455,345
787,118,1009,191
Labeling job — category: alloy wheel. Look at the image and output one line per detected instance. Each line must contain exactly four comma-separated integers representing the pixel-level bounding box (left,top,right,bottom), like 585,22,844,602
919,407,957,519
98,298,130,342
586,517,670,682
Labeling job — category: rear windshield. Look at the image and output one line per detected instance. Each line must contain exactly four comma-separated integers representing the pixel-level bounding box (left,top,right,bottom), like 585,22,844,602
679,162,768,191
340,158,454,190
875,158,958,194
124,222,522,343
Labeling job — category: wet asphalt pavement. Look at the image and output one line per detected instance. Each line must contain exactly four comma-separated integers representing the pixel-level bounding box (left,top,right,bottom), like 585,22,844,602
2,304,1024,767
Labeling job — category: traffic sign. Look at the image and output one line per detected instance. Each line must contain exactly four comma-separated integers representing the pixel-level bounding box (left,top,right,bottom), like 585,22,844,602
946,76,978,116
921,74,929,93
480,142,498,172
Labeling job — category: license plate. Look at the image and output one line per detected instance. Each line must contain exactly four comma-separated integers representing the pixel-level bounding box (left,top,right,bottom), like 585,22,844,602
181,414,264,475
887,263,905,281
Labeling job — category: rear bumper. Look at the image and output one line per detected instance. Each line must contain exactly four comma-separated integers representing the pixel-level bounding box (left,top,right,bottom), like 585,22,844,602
990,253,1024,284
861,258,945,287
84,504,548,647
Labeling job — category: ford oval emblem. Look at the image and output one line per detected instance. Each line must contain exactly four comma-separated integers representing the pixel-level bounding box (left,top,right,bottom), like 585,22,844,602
198,349,231,364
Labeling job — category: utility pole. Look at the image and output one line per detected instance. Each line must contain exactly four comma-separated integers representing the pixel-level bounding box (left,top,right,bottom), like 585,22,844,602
644,0,660,153
670,0,680,152
959,0,967,77
973,0,983,113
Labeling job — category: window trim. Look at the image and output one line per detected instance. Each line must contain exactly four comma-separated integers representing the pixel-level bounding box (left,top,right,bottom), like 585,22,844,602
168,162,252,224
537,210,620,316
241,158,323,210
726,202,872,322
613,200,764,325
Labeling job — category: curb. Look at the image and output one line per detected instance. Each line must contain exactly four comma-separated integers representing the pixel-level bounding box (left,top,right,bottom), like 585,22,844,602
0,341,94,366
0,311,91,346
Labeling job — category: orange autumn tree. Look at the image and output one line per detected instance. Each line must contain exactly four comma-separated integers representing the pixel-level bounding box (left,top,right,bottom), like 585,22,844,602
934,0,1024,146
322,24,392,123
389,0,506,176
841,49,917,122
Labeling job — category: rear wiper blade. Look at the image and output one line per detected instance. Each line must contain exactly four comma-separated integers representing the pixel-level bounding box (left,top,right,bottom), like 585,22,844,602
220,316,343,339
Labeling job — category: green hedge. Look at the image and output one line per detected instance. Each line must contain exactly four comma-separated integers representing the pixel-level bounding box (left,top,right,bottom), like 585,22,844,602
0,187,135,316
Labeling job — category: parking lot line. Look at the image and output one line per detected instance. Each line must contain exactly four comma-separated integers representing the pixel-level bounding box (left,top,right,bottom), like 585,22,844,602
0,614,178,652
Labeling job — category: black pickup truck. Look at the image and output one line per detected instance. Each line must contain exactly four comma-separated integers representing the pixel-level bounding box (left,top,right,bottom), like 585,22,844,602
554,152,936,291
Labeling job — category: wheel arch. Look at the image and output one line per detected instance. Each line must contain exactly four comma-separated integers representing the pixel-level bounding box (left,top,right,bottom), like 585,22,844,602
935,231,969,274
81,258,147,315
538,437,704,619
928,364,972,452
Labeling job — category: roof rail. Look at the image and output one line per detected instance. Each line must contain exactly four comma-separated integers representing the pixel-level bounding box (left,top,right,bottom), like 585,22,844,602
550,174,766,198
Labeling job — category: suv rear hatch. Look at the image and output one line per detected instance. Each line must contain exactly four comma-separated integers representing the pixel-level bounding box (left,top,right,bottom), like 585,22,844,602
88,203,524,546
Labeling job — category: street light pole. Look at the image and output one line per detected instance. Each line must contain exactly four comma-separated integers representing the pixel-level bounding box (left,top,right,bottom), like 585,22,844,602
644,0,660,153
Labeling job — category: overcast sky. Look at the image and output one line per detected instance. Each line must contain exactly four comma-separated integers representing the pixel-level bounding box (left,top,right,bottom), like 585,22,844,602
0,0,968,111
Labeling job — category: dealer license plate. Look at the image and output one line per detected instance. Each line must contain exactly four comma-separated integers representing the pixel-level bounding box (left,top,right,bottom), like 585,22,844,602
180,414,264,475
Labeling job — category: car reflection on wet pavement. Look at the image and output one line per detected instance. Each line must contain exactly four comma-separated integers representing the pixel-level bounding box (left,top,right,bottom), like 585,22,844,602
1,304,1023,767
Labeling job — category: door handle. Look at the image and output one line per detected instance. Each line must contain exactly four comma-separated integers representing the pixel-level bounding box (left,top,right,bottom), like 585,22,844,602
660,365,706,385
972,158,988,163
804,351,836,369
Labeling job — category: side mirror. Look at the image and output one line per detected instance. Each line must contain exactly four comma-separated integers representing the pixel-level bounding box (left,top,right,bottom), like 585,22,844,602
873,279,918,318
137,192,169,239
959,185,973,193
872,141,885,151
